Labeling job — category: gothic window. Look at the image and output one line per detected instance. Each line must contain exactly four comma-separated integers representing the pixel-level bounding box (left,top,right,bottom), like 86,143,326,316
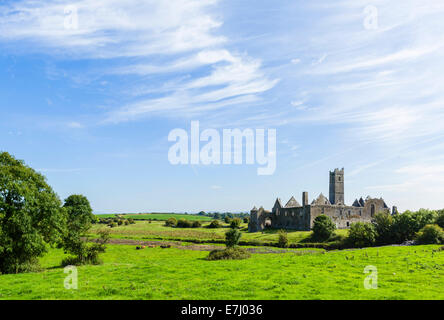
371,204,375,217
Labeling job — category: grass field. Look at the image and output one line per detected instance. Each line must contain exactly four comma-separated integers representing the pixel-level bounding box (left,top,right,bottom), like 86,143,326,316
89,220,348,245
0,244,442,300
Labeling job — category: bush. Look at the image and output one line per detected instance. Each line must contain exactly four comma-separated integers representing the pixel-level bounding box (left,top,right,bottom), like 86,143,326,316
373,212,395,245
225,228,242,248
124,220,130,226
347,222,377,248
207,247,251,261
165,217,177,227
243,217,250,224
61,229,110,266
176,219,193,228
208,220,222,228
117,220,123,226
277,230,289,248
224,217,232,224
415,224,444,245
192,220,202,228
230,218,242,229
109,222,117,228
312,215,336,241
128,218,135,224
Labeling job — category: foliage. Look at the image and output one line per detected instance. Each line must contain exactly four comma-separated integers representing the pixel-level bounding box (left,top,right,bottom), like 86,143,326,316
436,210,444,229
347,222,377,248
312,215,336,242
372,212,395,245
230,218,242,229
224,217,232,224
208,220,222,228
243,217,250,224
0,152,65,274
164,217,177,227
61,229,110,266
225,228,242,248
206,247,251,261
392,209,437,243
192,220,202,228
277,229,289,248
415,224,444,245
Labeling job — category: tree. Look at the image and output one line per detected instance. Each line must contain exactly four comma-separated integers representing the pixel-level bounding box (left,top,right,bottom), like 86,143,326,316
225,228,242,248
373,212,395,245
347,222,377,248
230,218,242,229
436,210,444,229
392,209,437,243
312,215,336,241
0,152,65,273
62,195,108,265
165,217,177,227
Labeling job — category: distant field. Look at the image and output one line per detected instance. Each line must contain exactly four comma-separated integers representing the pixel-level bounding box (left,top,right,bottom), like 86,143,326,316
1,244,442,299
89,220,348,245
96,213,214,221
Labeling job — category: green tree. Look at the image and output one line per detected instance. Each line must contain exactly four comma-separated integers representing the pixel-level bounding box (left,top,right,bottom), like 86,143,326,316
436,210,444,229
392,209,437,243
230,218,242,229
312,215,336,241
225,228,242,248
165,217,177,227
347,222,377,248
62,195,108,265
373,212,395,245
0,152,65,273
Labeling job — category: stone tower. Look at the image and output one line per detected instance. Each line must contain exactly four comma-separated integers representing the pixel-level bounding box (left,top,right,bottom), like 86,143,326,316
329,168,344,205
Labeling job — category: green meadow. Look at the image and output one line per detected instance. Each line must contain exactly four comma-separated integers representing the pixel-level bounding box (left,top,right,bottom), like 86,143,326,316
0,244,442,300
97,213,214,221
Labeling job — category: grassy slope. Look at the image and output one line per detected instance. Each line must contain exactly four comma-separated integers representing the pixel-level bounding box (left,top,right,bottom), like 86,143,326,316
0,244,442,300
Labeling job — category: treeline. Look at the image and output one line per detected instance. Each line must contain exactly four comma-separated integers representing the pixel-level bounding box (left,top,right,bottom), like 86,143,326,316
197,211,250,220
309,209,444,249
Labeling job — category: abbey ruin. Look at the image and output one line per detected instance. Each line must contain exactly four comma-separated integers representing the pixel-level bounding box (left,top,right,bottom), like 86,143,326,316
248,168,395,232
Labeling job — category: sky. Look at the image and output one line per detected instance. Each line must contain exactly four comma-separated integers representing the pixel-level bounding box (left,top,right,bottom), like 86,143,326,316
1,0,444,213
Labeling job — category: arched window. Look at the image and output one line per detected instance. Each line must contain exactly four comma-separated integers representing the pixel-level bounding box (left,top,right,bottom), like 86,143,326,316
371,204,375,217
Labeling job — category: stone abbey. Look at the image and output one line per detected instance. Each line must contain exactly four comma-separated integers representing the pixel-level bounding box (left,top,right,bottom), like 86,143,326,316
248,168,395,232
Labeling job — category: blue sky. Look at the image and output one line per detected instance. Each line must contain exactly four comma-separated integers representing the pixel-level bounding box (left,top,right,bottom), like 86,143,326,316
1,0,444,213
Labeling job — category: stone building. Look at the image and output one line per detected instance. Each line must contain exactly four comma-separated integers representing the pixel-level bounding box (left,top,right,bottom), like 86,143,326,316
248,168,393,232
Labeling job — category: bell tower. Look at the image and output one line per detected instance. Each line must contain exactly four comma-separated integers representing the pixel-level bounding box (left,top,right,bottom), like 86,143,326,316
329,168,344,205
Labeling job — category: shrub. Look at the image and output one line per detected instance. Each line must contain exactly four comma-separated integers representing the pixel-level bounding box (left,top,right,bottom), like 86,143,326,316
165,217,177,227
176,219,193,228
373,212,395,245
436,210,444,229
208,220,222,228
277,230,289,248
192,220,202,228
243,217,250,224
225,228,242,248
109,222,117,228
312,215,336,241
415,224,444,245
207,247,251,261
230,218,242,229
128,218,135,224
61,229,110,266
117,220,123,226
224,217,232,224
124,220,130,226
347,222,377,248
